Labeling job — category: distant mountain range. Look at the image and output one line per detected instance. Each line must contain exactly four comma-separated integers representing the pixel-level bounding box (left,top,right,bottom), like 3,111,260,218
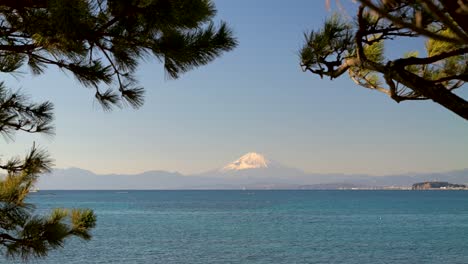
36,152,468,190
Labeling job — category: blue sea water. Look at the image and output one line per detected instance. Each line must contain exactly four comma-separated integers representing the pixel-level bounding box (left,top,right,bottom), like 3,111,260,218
7,190,468,264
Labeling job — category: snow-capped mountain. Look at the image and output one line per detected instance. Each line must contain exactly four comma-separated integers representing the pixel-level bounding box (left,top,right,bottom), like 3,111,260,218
205,152,308,183
221,152,270,171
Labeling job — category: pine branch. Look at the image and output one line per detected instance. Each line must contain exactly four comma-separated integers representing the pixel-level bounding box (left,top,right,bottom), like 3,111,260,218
432,74,468,84
394,48,468,66
0,84,55,139
0,44,36,53
358,0,466,44
301,4,468,119
419,0,468,42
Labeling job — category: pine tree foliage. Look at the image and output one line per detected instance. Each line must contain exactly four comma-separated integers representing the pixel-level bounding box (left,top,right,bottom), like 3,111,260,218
0,87,97,260
0,0,237,110
0,83,54,140
301,0,468,120
0,0,236,260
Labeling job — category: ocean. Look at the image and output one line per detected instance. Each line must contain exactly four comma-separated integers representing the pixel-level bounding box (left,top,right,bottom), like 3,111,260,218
8,190,468,263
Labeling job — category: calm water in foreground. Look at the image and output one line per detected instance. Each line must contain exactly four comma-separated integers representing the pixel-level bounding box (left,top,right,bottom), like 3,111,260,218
10,190,468,264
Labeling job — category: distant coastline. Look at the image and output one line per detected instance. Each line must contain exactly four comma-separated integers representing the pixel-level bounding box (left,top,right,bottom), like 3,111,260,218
36,166,468,190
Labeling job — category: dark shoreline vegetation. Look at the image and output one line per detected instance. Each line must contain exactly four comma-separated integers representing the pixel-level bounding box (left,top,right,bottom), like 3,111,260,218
412,181,467,190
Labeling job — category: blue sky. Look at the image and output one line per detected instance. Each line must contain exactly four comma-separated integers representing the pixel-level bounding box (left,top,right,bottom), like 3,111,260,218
2,0,467,175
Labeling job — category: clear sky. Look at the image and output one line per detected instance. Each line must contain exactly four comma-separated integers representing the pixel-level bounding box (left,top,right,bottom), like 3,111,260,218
1,0,467,176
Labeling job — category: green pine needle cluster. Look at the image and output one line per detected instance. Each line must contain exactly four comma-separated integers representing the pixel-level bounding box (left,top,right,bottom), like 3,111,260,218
300,15,354,73
0,0,237,110
0,87,96,260
0,83,54,140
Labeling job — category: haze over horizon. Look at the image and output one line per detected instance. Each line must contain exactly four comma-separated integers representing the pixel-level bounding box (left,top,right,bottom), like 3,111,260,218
37,152,468,190
49,151,467,177
2,0,467,176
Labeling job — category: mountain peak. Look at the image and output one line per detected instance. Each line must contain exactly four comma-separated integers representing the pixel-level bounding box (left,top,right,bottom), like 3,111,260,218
221,152,270,171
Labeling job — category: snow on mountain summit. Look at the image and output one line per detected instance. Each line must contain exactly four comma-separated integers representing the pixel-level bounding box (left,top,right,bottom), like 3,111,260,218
221,152,270,171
